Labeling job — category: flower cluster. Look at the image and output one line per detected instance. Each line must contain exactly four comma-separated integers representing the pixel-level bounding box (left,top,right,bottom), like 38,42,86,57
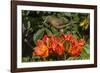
33,35,64,57
33,33,85,58
62,33,85,56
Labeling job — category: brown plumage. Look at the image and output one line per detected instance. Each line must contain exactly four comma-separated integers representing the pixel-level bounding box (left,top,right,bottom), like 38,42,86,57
47,16,68,29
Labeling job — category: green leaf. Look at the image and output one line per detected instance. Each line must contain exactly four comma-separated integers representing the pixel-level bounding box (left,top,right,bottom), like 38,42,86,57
22,56,30,62
67,57,79,60
80,46,90,60
32,56,41,61
27,21,31,29
84,44,90,54
45,28,52,36
64,12,71,17
33,28,45,44
50,26,59,35
71,13,79,23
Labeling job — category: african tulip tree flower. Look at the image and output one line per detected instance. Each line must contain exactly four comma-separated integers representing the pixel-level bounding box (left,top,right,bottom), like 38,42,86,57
42,35,50,47
62,33,85,57
78,39,85,46
33,40,49,57
68,38,85,57
49,35,64,56
68,45,82,57
36,40,44,46
62,33,73,41
33,33,85,58
54,43,64,56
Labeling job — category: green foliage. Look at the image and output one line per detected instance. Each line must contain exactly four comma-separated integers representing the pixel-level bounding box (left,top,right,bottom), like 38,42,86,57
50,26,59,35
45,28,52,36
84,44,90,55
22,56,30,62
33,28,45,44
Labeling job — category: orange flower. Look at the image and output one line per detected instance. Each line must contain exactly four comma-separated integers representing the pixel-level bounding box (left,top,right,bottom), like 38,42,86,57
62,33,85,57
68,45,81,57
55,43,64,56
42,35,50,47
68,39,85,57
33,40,49,57
78,39,85,46
36,40,44,46
49,35,64,56
49,36,58,54
33,33,85,58
62,33,73,41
